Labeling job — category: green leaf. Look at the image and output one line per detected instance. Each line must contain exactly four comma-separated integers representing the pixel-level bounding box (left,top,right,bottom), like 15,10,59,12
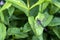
38,34,43,40
8,6,15,16
28,16,44,36
41,2,49,12
14,33,28,39
32,36,39,40
52,26,60,39
52,0,60,8
0,23,6,40
32,34,43,40
0,12,4,23
4,11,9,25
7,27,20,35
35,15,44,36
35,12,53,27
7,27,28,38
48,17,60,26
39,2,49,12
23,22,31,33
28,16,35,34
49,5,59,14
42,12,53,27
34,22,44,36
30,6,39,17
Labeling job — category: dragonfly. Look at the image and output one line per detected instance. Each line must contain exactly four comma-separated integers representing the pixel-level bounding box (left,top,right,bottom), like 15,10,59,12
37,18,48,32
37,18,43,27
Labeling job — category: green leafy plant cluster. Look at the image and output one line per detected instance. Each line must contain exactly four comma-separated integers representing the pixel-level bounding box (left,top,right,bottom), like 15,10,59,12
0,0,60,40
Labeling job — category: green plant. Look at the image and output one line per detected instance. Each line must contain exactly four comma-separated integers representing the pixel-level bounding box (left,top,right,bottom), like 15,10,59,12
0,0,60,40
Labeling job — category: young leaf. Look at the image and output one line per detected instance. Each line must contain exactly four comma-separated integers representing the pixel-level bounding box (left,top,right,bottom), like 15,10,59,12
8,6,15,16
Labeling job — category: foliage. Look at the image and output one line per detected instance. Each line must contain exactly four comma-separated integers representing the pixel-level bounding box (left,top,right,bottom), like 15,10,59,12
0,0,60,40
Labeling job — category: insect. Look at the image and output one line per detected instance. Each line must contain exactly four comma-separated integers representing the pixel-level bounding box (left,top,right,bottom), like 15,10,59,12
37,18,48,32
37,18,43,27
0,1,4,5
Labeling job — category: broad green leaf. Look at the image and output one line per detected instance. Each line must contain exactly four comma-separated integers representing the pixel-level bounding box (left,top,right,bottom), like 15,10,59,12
32,12,44,36
35,13,44,36
0,7,9,25
39,2,49,12
7,27,28,38
7,27,20,35
0,2,12,12
28,16,44,36
35,12,53,27
28,16,35,34
48,17,60,26
42,12,53,27
0,23,6,40
8,6,15,16
34,21,44,36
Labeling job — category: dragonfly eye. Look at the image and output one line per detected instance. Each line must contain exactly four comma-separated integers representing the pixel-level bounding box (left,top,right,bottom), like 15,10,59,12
0,1,4,5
